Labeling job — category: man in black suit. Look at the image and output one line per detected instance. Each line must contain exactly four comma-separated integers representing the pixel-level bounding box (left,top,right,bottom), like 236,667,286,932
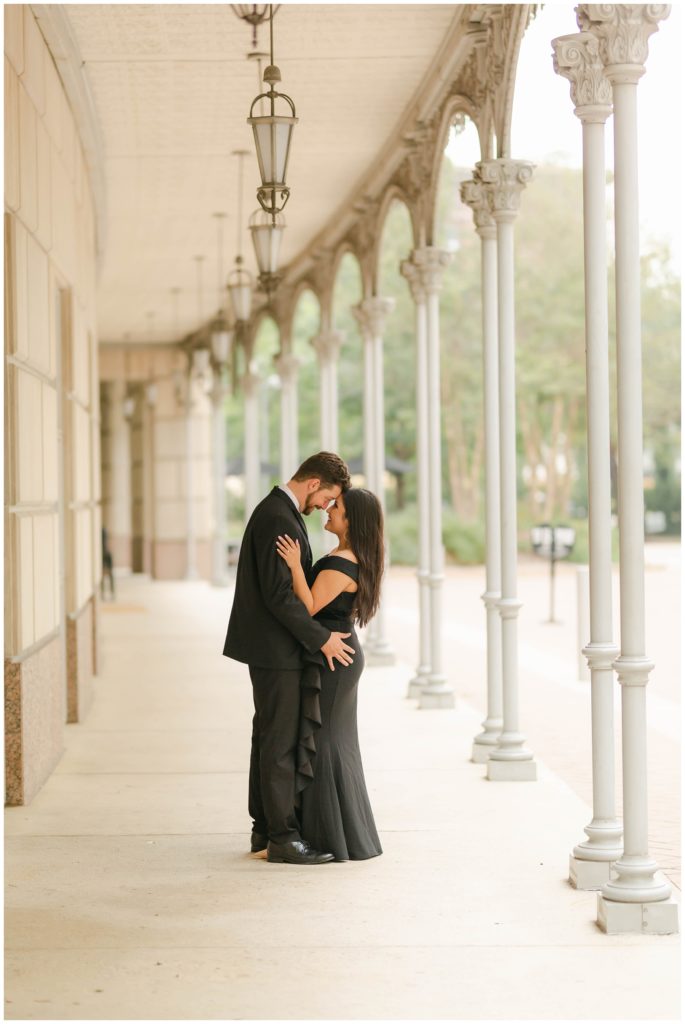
224,451,354,865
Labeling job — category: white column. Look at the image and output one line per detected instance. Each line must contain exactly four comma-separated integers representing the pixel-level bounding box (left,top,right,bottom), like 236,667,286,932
184,373,198,581
210,368,229,586
460,179,503,758
275,352,299,480
352,297,396,666
243,367,261,521
400,257,431,698
411,249,455,710
578,2,677,933
478,159,536,777
312,330,342,452
553,30,622,889
109,379,133,569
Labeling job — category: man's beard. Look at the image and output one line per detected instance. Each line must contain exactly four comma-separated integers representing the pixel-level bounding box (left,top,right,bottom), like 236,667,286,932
301,491,321,516
302,494,318,515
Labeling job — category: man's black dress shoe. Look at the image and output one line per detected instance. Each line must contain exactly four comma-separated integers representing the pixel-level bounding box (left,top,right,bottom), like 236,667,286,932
250,832,268,853
267,840,335,864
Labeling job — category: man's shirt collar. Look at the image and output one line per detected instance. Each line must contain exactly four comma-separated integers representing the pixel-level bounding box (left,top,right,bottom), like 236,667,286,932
279,483,301,512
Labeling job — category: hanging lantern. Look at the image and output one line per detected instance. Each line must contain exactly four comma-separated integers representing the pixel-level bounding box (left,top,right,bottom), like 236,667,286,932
210,311,234,365
228,258,253,323
247,6,298,215
249,209,285,277
192,348,210,376
230,5,280,48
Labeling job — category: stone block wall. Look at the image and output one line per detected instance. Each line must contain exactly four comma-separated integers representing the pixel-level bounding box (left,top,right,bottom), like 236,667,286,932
4,5,100,804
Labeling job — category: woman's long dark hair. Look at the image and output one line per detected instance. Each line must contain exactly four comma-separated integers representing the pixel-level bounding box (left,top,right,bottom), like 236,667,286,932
343,488,384,628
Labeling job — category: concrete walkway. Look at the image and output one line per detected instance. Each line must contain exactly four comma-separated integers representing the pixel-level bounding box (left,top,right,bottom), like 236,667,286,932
4,568,680,1020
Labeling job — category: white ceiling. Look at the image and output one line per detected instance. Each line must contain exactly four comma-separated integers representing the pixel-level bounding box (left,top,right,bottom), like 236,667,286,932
63,3,461,344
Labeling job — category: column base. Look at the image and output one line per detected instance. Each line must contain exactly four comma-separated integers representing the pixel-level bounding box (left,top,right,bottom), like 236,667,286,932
418,687,455,710
569,856,616,890
365,646,396,667
407,675,428,699
486,758,537,781
471,737,499,763
597,893,679,934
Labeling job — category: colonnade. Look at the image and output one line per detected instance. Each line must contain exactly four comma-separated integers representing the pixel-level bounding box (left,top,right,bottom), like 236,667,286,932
95,3,676,937
550,3,677,933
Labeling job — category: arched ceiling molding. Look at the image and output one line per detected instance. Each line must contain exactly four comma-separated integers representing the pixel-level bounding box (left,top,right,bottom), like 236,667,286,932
372,186,417,295
483,4,539,158
249,6,538,325
279,4,475,293
243,310,280,364
283,281,322,348
32,4,107,274
426,95,482,246
329,243,363,328
502,5,540,158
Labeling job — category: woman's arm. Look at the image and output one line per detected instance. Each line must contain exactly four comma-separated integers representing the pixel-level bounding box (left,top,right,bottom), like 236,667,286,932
276,535,354,616
275,535,314,614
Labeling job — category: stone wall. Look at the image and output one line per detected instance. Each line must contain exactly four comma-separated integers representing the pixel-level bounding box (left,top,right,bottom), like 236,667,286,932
99,345,213,581
4,5,100,804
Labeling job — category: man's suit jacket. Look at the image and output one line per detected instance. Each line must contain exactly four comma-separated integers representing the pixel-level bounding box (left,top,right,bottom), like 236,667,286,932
223,487,331,669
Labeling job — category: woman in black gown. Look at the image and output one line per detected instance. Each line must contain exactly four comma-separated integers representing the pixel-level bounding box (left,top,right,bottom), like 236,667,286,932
276,488,384,862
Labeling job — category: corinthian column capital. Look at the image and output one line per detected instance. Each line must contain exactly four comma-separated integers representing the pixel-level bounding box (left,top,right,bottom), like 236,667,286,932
352,296,395,339
576,4,670,83
460,178,497,238
411,247,453,296
552,31,613,122
477,159,535,223
242,368,261,398
400,256,426,304
274,351,300,384
311,329,343,363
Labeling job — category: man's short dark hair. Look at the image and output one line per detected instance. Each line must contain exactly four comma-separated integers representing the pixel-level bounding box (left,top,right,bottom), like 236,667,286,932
292,452,351,491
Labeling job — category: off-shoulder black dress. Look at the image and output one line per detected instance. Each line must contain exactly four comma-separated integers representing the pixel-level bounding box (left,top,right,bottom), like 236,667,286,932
298,554,382,862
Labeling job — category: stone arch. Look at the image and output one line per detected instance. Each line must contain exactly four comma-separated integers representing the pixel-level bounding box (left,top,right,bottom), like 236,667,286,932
425,95,483,246
372,185,420,294
245,311,280,368
495,4,533,158
282,279,321,348
330,241,360,300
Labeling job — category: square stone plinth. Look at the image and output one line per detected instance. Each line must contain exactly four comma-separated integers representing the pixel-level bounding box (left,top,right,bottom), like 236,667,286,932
597,894,680,934
471,740,497,764
569,855,615,891
365,650,396,667
419,689,455,710
487,758,537,781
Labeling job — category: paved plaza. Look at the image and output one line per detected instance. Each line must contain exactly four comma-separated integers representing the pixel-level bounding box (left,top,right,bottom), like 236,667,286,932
4,543,681,1019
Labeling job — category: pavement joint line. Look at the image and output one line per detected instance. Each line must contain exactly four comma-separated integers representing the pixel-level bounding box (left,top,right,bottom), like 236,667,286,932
6,942,677,951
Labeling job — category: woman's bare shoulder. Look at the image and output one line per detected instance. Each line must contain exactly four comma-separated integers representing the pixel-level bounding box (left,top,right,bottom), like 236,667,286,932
329,549,358,564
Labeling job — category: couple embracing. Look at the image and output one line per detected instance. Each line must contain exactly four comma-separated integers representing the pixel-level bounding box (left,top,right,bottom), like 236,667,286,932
222,452,383,865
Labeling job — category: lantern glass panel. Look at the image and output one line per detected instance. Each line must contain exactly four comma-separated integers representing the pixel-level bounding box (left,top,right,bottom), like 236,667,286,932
230,282,252,322
211,329,232,364
252,118,294,185
252,223,284,275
